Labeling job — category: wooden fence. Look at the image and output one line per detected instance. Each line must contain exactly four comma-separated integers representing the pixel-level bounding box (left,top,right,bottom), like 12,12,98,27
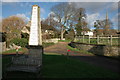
75,35,119,46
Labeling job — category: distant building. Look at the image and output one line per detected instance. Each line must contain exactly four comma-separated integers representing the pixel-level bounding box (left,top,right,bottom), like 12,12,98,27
93,29,118,36
81,31,93,36
43,30,55,35
21,21,56,39
21,21,30,34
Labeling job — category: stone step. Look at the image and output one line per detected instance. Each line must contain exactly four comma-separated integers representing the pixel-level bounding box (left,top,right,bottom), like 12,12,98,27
12,55,42,65
6,64,41,73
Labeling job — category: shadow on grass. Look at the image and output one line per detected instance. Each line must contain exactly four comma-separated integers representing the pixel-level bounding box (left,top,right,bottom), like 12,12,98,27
41,53,120,78
2,53,120,79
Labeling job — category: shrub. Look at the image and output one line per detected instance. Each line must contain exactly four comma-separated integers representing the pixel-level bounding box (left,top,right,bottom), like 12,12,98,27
42,34,51,40
65,29,75,41
21,33,29,40
10,38,28,47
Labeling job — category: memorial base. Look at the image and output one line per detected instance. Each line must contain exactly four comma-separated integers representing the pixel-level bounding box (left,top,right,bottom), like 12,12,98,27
5,45,43,78
27,45,43,58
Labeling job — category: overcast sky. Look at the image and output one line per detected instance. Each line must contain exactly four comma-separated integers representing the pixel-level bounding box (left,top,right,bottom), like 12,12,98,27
1,0,119,29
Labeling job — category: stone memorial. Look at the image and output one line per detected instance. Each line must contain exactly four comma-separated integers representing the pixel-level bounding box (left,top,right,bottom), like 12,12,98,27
4,5,43,78
27,5,43,59
29,5,42,46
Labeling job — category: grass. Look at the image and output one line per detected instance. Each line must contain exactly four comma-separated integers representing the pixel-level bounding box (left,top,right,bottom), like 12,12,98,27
76,38,119,46
67,43,120,60
42,42,55,48
67,45,92,55
2,53,120,78
2,48,28,54
58,39,72,42
42,53,120,78
2,55,13,73
2,42,55,54
99,38,118,46
67,45,79,52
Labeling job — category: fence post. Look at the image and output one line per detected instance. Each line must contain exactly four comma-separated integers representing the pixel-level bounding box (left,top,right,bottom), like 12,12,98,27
97,35,99,44
110,35,112,46
108,36,109,44
79,36,80,42
83,35,84,43
89,35,90,44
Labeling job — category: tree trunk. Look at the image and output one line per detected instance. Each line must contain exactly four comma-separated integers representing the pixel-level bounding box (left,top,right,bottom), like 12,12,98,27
60,26,65,40
61,31,64,40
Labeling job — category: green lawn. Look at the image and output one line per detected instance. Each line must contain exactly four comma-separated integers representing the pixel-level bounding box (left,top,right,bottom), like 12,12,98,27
2,48,27,54
67,45,92,55
2,53,120,78
2,55,13,72
42,53,120,78
76,38,119,46
58,39,72,42
2,43,55,54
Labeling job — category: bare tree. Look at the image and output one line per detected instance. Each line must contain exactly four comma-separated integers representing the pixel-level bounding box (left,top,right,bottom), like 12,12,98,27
94,19,113,36
41,16,61,39
51,3,76,40
41,13,59,32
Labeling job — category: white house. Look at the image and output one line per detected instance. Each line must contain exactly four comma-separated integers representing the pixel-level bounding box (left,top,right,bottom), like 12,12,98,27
81,31,94,36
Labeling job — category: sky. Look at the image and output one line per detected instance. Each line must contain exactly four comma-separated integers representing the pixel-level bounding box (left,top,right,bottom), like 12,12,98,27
1,1,119,30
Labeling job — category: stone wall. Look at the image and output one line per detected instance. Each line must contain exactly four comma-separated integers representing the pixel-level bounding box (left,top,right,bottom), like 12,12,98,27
43,38,59,43
69,42,119,57
0,42,6,53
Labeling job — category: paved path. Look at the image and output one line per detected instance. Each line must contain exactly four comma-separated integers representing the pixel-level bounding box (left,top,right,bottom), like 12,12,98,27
44,42,120,73
44,42,69,55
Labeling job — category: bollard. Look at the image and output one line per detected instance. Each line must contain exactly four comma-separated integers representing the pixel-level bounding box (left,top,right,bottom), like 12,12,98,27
67,49,70,59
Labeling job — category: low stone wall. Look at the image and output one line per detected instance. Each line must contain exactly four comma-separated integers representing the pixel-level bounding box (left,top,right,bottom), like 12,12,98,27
69,42,119,57
43,38,59,43
0,42,6,53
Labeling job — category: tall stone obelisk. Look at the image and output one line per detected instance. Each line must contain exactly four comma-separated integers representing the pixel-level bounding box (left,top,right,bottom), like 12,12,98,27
29,5,42,46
